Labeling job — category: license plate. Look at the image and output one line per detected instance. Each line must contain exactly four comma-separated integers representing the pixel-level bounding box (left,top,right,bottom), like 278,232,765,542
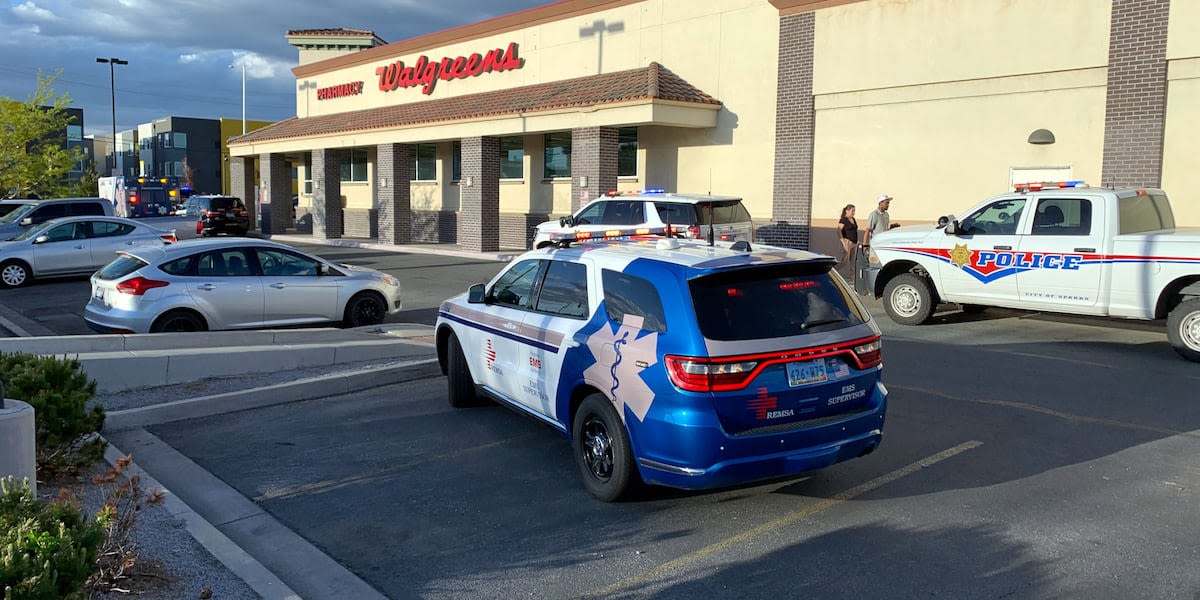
93,287,103,300
786,358,827,387
226,211,237,217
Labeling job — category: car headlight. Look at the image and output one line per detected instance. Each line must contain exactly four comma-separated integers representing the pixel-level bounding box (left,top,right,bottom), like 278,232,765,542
382,274,400,287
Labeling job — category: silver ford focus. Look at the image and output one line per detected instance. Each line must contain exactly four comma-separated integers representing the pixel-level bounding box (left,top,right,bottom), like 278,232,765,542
0,216,176,288
84,238,403,333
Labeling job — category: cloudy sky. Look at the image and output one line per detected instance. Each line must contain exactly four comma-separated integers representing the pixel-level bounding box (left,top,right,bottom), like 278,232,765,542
0,0,548,141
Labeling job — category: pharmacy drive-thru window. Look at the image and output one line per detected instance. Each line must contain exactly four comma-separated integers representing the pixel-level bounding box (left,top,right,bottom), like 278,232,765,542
227,0,1200,254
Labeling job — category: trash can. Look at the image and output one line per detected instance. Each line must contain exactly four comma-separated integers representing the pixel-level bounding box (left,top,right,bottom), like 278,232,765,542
260,203,272,235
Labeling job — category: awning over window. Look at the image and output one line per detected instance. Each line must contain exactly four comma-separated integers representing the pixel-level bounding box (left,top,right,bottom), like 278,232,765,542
229,62,721,155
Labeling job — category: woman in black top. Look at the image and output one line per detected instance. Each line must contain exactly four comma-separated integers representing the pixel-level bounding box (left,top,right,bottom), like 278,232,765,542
838,204,858,271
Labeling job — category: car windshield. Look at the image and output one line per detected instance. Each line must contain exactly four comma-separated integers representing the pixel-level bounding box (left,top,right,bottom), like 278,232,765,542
0,202,37,224
657,200,751,225
10,220,56,241
690,262,866,341
209,197,245,211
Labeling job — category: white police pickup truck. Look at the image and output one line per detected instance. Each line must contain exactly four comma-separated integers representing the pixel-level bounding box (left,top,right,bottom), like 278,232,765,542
863,182,1200,362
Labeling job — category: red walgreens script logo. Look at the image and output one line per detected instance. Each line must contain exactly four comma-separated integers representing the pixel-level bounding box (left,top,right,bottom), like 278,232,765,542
746,387,778,420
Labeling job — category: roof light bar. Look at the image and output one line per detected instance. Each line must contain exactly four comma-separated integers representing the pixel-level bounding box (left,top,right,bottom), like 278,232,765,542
1013,180,1088,192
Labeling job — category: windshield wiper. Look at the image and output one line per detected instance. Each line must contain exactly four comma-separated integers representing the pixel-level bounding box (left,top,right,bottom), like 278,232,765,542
800,318,847,330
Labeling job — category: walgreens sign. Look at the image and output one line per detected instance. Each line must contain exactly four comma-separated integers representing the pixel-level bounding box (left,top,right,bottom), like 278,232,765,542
374,42,524,96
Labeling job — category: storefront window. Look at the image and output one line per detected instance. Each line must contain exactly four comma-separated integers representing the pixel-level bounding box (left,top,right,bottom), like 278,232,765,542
543,132,571,179
618,127,637,177
340,147,368,183
412,143,436,181
452,141,462,182
303,153,312,194
501,136,524,179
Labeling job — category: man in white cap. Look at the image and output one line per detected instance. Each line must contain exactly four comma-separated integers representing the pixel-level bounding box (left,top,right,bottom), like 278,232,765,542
864,194,892,247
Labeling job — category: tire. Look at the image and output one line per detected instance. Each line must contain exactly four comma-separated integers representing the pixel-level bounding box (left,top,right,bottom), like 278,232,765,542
1167,298,1200,363
572,394,638,502
150,310,206,333
960,304,988,315
343,292,386,327
883,273,936,326
0,260,31,289
446,333,481,408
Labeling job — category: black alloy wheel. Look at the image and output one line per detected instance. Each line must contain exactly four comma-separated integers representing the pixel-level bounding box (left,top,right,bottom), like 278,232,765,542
344,293,386,327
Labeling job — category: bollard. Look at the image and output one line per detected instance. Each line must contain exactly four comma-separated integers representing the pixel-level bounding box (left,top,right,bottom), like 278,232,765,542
0,380,37,496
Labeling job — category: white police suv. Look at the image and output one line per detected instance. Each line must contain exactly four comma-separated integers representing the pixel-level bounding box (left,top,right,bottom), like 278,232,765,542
436,233,887,501
531,190,754,249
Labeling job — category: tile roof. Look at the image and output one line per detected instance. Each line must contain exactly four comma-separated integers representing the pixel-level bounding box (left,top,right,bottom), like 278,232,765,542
286,28,378,37
230,63,720,146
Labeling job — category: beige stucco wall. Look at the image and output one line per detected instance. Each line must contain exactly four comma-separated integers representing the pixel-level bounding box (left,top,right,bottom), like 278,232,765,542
811,0,1111,224
284,0,778,217
1162,1,1200,227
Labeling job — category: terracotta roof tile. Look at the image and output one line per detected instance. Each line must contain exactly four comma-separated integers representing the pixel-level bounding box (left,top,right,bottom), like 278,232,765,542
230,63,719,146
286,28,378,37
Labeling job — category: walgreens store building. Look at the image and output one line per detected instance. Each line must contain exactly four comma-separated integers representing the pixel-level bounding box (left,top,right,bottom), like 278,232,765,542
227,0,1200,253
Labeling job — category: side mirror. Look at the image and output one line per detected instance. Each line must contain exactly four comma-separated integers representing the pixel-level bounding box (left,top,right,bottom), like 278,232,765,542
467,283,487,304
33,235,49,244
317,263,330,276
559,215,576,228
944,220,960,235
19,217,33,227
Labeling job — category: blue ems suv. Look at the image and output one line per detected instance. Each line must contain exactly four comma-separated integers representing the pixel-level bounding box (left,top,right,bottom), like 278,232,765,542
436,235,887,501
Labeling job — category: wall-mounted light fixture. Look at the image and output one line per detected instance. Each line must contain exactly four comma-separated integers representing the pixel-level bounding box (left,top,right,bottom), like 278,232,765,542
578,175,588,188
1028,129,1056,145
378,178,387,188
464,176,474,187
314,179,321,189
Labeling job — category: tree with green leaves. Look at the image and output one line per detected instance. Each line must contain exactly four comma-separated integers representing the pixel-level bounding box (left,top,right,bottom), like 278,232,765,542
0,71,84,199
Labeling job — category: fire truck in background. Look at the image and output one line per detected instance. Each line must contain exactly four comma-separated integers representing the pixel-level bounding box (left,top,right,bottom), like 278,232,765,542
98,176,191,218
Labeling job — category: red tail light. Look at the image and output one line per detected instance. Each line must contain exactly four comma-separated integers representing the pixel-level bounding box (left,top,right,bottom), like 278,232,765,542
129,194,139,204
665,336,883,392
205,210,218,217
238,210,248,217
160,233,178,244
195,220,203,234
116,277,169,295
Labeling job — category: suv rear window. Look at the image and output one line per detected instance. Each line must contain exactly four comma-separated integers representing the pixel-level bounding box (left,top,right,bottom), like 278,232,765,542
656,200,751,225
690,263,866,341
96,254,148,280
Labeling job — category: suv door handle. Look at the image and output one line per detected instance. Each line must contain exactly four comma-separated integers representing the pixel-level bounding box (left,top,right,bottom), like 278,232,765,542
1074,247,1096,253
270,283,287,289
197,284,217,291
992,245,1012,251
74,244,85,249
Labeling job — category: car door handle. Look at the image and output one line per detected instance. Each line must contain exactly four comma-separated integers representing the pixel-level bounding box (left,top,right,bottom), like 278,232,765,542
125,241,138,245
992,245,1012,251
74,244,85,249
270,283,287,289
1074,247,1096,253
503,322,519,331
197,284,217,291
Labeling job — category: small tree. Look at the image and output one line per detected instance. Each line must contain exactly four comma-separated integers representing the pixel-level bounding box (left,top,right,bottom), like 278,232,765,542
69,162,100,198
0,71,84,200
0,353,104,476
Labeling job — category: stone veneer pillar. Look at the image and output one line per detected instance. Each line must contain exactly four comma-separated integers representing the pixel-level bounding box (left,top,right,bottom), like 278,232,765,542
261,153,292,235
458,137,500,252
377,143,413,245
770,11,815,250
229,157,256,230
570,127,619,213
311,149,343,240
1100,0,1170,188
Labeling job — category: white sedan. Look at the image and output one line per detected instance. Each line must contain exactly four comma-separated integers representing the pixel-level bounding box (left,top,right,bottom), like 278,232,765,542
0,216,176,288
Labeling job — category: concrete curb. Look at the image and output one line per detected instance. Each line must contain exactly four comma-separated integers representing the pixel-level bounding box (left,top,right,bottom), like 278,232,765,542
105,358,441,430
268,233,520,263
101,442,302,600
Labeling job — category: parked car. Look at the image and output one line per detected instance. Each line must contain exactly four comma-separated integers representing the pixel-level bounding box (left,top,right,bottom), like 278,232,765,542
180,195,250,237
531,191,755,248
84,238,403,333
0,198,114,241
0,199,30,219
0,216,176,288
436,231,886,501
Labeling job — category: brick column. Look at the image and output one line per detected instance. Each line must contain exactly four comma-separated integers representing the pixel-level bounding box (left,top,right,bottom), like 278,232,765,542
229,157,257,230
261,153,291,235
312,148,343,240
377,143,413,245
570,127,619,212
770,11,815,249
1100,0,1170,188
458,137,500,252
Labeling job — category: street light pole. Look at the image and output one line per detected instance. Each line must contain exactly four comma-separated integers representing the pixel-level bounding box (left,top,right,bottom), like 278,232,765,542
96,57,128,176
229,63,246,135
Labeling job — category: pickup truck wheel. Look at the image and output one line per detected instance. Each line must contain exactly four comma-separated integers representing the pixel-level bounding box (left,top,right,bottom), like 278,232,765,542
1167,298,1200,362
883,273,936,325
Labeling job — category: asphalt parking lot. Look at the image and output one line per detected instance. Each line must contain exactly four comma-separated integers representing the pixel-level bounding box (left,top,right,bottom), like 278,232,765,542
107,305,1200,599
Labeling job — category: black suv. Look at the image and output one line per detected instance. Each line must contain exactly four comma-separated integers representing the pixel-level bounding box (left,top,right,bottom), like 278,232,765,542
183,195,250,237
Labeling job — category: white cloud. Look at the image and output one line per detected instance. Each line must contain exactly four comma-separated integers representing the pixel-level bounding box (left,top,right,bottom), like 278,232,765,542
178,53,202,64
12,1,57,21
231,52,292,80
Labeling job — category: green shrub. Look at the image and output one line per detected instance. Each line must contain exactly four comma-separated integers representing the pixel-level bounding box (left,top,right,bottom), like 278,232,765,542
0,477,103,600
0,353,104,475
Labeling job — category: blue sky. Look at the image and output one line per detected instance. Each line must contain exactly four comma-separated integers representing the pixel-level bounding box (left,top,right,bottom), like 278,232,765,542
0,0,548,141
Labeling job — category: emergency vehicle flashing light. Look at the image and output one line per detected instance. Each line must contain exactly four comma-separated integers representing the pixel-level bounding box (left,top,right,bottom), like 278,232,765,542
604,187,667,197
549,225,669,247
1013,180,1088,192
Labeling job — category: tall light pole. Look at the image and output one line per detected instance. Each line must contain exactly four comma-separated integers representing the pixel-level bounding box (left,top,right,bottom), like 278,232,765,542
96,57,128,176
229,63,246,134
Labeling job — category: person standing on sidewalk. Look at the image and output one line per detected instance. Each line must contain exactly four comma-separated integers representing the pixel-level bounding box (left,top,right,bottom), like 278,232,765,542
837,204,858,273
864,194,892,247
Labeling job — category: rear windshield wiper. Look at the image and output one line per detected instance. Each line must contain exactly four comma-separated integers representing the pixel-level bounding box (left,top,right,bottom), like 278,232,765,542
800,318,848,330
